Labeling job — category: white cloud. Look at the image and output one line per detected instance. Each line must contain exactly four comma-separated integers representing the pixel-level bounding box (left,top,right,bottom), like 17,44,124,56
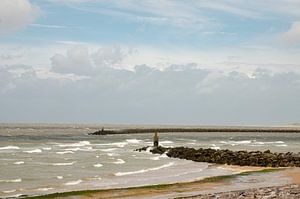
0,0,40,34
280,21,300,45
50,45,132,75
1,62,300,125
51,46,93,75
92,45,128,68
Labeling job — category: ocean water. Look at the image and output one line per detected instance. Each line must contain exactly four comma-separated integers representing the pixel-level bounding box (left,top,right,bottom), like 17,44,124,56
0,124,300,198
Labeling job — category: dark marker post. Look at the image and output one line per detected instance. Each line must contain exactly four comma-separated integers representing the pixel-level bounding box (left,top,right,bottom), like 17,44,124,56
153,132,159,147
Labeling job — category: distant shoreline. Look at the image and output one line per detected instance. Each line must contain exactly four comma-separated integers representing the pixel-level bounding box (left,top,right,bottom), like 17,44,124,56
90,126,300,135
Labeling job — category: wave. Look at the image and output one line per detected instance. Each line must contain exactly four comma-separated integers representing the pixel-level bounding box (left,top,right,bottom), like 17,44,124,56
113,159,125,164
220,140,285,146
107,153,119,157
37,187,53,191
52,161,76,166
24,149,42,153
4,194,23,198
160,141,174,144
64,179,82,186
114,162,175,176
94,163,103,167
220,140,251,144
56,176,63,179
94,142,128,148
2,189,16,193
14,161,24,165
100,148,117,152
42,147,52,150
86,175,102,181
0,146,20,150
149,156,160,160
126,139,142,144
276,144,287,147
56,151,74,154
0,178,22,183
62,147,96,152
58,141,91,147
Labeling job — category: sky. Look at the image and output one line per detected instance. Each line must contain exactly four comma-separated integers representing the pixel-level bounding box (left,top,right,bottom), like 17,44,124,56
1,0,300,125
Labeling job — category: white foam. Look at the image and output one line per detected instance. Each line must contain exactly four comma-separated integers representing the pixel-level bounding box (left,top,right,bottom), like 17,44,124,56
94,163,103,167
37,187,53,191
160,153,169,158
100,148,117,152
210,146,221,150
52,161,76,166
88,176,102,181
276,144,287,147
58,141,91,147
0,178,22,183
160,141,174,144
42,147,52,150
56,176,63,179
107,153,119,157
94,142,128,148
14,161,24,165
126,139,141,144
5,194,23,198
56,151,74,154
2,190,16,193
220,140,252,145
63,147,95,152
24,149,42,153
0,146,20,150
150,156,160,160
253,141,285,145
114,162,175,176
64,180,82,186
113,159,125,164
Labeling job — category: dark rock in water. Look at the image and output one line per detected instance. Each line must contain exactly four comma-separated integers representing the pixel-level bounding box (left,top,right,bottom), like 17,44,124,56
136,146,300,167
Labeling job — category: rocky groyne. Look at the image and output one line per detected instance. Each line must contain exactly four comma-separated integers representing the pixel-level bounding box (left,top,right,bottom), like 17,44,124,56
136,146,300,167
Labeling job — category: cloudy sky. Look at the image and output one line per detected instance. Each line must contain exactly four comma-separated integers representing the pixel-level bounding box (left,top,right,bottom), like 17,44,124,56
1,0,300,125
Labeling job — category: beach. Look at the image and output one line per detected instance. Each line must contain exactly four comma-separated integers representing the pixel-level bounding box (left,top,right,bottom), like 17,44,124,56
0,124,300,198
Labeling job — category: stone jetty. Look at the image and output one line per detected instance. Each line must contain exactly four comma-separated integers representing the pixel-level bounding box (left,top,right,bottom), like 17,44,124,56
90,126,300,135
136,146,300,167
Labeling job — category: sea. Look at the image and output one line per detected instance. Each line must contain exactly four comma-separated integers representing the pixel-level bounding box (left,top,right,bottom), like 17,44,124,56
0,123,299,198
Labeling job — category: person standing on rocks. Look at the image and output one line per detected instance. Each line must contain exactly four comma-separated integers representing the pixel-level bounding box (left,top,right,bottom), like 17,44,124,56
153,132,159,147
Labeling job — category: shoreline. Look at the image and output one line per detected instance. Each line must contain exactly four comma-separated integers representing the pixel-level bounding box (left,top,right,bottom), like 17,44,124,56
23,168,283,199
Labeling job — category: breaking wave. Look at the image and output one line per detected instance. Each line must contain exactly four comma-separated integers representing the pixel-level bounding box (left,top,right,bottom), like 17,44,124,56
24,149,42,153
64,180,82,186
0,146,20,150
52,161,76,166
114,162,175,176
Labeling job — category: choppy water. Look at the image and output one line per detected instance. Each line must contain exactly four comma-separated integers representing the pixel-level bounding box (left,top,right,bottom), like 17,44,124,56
0,124,299,198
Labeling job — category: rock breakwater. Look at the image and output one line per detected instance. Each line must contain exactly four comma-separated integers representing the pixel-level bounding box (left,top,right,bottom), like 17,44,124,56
136,146,300,167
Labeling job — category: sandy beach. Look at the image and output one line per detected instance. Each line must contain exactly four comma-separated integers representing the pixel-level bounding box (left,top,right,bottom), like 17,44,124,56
25,167,300,199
